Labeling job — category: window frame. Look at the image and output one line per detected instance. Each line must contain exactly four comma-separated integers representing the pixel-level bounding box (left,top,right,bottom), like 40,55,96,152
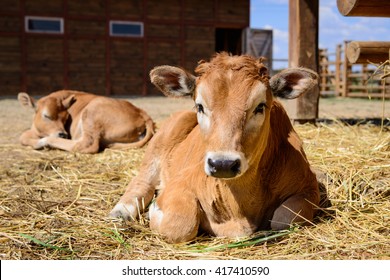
25,16,64,34
109,20,144,38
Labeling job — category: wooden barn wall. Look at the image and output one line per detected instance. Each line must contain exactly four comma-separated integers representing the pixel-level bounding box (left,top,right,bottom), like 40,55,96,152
109,0,143,17
216,0,250,23
0,37,21,95
0,0,249,96
68,39,106,93
147,0,181,20
184,26,215,71
26,37,64,94
67,0,106,16
110,41,144,95
0,0,20,95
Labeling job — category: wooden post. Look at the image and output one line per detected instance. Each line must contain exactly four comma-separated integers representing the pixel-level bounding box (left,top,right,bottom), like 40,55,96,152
335,44,341,96
362,64,368,95
288,0,319,122
337,0,390,17
342,41,350,97
320,48,327,94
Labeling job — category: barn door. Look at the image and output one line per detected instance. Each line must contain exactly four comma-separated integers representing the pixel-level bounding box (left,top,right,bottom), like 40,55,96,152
242,28,273,72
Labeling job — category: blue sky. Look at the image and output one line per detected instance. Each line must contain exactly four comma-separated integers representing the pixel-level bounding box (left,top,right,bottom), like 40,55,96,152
250,0,390,68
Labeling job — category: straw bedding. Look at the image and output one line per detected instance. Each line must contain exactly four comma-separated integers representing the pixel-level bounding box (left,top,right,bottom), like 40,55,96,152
0,97,389,260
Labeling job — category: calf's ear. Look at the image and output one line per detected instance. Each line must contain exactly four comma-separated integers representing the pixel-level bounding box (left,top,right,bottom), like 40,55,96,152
62,94,76,109
18,92,36,109
150,66,196,97
270,68,318,99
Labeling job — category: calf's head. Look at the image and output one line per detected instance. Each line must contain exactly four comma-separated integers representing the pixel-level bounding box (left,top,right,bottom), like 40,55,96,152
18,92,75,139
150,53,318,179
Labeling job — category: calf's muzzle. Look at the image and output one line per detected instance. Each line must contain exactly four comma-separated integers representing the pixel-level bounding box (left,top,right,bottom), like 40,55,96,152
207,157,241,178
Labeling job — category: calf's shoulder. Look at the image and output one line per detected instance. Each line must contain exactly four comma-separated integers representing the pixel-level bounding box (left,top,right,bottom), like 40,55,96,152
155,110,198,147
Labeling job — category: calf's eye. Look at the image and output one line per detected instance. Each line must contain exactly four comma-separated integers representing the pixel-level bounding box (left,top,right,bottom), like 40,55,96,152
254,102,267,114
196,103,205,114
43,114,52,120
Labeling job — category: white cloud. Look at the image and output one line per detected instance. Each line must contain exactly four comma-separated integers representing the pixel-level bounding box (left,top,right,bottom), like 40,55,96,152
263,24,288,58
264,24,288,43
319,2,390,52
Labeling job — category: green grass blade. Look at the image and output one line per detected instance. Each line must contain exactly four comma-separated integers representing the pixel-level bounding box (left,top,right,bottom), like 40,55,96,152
187,229,294,253
103,229,132,250
19,233,71,252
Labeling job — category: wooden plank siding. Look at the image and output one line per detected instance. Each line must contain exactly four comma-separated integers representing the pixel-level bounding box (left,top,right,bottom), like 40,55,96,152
0,37,21,94
67,0,107,17
146,0,181,21
216,0,250,24
0,16,21,33
0,0,249,96
68,39,106,94
110,40,144,95
25,0,63,14
26,37,64,94
184,26,215,70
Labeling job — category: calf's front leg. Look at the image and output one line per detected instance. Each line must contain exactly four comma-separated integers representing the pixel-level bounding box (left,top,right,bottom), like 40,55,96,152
44,137,79,152
150,188,200,243
270,193,317,230
19,130,47,149
109,152,161,221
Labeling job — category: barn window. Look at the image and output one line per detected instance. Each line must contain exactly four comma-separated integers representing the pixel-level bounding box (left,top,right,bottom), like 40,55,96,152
109,21,143,37
25,16,64,34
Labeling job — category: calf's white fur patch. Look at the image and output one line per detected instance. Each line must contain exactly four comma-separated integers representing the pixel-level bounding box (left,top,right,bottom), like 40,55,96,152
109,203,137,221
148,200,163,227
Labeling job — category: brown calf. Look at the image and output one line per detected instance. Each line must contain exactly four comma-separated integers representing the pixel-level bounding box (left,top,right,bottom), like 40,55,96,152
18,90,155,153
110,53,320,243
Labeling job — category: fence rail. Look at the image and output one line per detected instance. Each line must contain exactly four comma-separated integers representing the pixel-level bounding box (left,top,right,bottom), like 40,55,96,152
274,41,390,98
319,42,389,98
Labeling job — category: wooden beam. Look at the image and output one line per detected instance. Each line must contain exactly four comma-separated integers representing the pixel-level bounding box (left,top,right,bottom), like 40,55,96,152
342,41,350,97
288,0,319,122
335,44,342,96
337,0,390,17
346,41,390,64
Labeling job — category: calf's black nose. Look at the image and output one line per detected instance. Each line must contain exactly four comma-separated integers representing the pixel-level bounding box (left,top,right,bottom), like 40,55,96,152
207,158,241,178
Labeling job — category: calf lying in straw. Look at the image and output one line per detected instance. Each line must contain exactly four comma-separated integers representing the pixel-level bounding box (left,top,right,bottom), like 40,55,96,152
110,53,320,243
18,90,155,153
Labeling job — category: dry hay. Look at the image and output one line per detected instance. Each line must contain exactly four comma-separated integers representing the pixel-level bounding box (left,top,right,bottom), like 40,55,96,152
0,122,389,260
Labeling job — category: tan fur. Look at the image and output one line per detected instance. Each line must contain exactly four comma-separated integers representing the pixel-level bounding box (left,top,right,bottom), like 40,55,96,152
18,90,155,153
110,53,320,243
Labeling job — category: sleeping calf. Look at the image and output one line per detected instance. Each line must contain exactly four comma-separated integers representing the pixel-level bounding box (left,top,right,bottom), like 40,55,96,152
19,90,155,153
